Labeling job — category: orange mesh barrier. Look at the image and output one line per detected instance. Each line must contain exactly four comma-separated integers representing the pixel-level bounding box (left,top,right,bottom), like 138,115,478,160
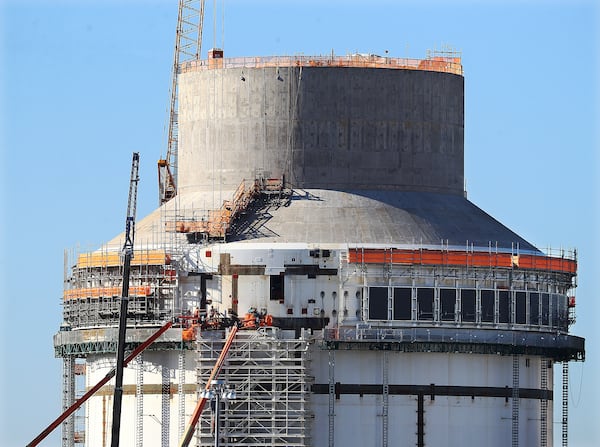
76,250,170,268
348,249,576,275
63,285,152,301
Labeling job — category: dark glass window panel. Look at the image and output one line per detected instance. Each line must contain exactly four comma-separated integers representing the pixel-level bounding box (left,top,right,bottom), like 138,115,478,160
541,293,550,325
270,274,284,301
551,294,559,327
440,288,456,321
417,288,434,321
515,291,526,324
369,287,388,320
558,295,569,330
393,287,412,320
498,290,510,323
461,289,476,322
481,290,495,323
529,293,539,325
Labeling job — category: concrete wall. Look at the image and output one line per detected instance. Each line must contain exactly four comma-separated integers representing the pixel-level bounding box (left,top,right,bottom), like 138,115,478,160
179,65,464,203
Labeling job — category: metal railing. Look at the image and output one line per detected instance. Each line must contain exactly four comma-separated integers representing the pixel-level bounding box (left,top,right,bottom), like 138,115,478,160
323,326,584,352
181,54,463,76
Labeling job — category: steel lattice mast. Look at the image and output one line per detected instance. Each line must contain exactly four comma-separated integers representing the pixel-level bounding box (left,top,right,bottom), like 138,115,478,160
110,152,140,447
158,0,205,205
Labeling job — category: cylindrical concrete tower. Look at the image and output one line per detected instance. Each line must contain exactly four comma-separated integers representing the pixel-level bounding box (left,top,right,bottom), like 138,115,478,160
55,52,584,447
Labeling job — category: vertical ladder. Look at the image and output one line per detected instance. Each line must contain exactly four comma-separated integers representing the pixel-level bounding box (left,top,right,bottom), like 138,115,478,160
61,357,75,447
387,251,393,320
178,351,186,441
562,361,569,447
382,351,389,447
512,355,520,447
161,365,171,447
361,250,368,321
73,362,86,444
540,357,548,447
135,355,144,447
328,349,335,447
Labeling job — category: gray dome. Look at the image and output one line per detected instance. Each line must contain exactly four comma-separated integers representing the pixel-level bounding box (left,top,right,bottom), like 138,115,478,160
227,189,539,251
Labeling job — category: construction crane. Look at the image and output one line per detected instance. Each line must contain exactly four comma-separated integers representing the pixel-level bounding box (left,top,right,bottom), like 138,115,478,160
158,0,205,205
110,152,140,447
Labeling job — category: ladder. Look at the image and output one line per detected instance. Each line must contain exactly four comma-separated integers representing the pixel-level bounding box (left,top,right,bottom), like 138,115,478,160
562,361,569,447
382,351,389,447
61,357,75,447
161,365,171,447
178,351,186,441
135,355,144,447
540,358,548,447
512,355,520,447
328,349,335,447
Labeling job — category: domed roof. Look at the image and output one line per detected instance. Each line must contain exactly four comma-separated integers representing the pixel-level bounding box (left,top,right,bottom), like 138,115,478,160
115,188,539,254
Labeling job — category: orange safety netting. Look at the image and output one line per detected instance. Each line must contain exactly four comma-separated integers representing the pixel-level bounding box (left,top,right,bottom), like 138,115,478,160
348,248,576,275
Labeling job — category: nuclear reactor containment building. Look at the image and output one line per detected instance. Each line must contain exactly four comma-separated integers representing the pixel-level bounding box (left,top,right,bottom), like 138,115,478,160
54,51,584,447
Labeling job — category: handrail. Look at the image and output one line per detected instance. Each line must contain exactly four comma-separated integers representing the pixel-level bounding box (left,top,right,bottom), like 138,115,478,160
181,54,463,76
76,250,170,269
348,248,577,275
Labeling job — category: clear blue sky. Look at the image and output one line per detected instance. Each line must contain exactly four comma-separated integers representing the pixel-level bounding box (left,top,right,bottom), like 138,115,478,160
1,1,598,446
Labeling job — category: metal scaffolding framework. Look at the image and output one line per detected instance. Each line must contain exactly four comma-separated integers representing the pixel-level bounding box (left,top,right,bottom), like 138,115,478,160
61,357,75,447
195,330,312,446
62,247,176,329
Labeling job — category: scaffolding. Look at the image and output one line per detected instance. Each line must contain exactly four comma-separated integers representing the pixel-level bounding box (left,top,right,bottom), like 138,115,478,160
164,176,288,240
62,247,177,329
61,357,75,447
195,329,312,446
343,245,577,336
